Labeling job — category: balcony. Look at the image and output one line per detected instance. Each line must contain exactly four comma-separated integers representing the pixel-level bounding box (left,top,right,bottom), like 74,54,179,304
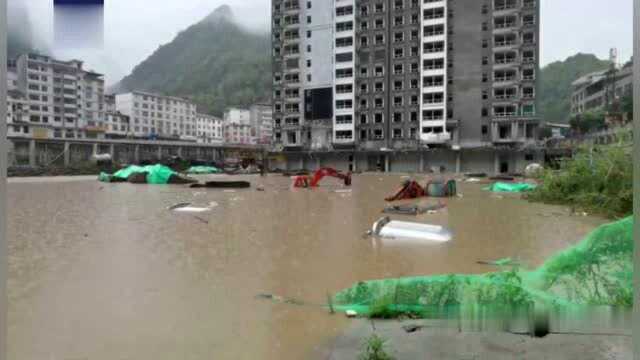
420,132,450,144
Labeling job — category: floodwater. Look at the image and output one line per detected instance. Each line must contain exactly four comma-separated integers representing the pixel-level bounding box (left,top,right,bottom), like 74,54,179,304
8,174,608,360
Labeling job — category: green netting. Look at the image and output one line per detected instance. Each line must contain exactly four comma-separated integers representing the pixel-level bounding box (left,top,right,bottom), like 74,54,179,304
186,166,222,174
333,217,633,317
485,182,537,193
99,164,178,184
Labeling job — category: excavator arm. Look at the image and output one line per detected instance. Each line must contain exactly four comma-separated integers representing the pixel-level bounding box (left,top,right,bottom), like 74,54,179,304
309,168,352,187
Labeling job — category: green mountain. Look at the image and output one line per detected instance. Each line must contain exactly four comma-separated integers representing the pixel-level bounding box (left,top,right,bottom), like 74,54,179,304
114,5,272,117
539,53,611,123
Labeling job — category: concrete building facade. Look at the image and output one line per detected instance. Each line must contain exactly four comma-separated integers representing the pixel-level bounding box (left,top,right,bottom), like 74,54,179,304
271,0,541,174
196,113,224,144
250,103,274,145
570,63,633,116
115,91,197,140
14,53,107,139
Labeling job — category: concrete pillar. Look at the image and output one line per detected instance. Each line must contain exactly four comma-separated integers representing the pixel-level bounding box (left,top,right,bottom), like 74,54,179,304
384,155,390,173
157,146,162,161
7,140,15,167
177,146,183,158
352,153,357,173
92,143,98,155
420,152,425,173
63,142,70,167
494,151,500,174
109,144,115,158
134,144,140,164
196,147,202,160
28,139,36,167
455,151,461,174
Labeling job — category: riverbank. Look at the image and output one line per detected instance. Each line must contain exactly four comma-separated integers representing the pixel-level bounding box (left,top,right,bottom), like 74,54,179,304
317,319,631,360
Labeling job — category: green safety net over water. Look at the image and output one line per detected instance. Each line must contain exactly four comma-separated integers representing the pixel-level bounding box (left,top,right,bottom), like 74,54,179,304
485,182,537,193
333,217,633,317
186,166,222,174
99,164,178,184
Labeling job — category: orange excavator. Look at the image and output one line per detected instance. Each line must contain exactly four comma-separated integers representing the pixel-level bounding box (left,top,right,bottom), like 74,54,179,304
293,167,352,188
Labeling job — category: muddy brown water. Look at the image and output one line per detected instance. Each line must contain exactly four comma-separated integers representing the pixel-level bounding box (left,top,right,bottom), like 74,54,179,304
8,174,606,359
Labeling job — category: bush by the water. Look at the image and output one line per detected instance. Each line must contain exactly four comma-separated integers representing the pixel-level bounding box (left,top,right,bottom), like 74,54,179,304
528,132,632,217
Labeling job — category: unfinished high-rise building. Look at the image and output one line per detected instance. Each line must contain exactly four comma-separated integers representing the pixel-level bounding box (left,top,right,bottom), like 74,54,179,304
271,0,541,173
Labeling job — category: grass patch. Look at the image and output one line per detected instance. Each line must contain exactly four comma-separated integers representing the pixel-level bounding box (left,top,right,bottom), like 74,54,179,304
358,333,395,360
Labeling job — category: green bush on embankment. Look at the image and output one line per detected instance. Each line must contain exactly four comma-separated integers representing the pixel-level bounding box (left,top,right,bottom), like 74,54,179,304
528,132,632,218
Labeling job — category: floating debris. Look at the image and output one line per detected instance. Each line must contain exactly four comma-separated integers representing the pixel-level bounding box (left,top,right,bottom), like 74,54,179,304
168,202,215,213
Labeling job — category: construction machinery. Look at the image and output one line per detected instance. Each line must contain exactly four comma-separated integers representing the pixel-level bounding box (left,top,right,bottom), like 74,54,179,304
292,167,352,188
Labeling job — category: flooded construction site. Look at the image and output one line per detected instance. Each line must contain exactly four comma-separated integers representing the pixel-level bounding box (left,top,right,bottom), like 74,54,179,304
6,173,625,359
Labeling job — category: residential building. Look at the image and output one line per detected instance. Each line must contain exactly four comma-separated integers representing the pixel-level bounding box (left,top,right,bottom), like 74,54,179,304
115,91,197,140
196,113,224,144
271,0,541,173
6,89,35,138
224,108,255,145
250,103,274,145
570,62,633,116
14,53,107,139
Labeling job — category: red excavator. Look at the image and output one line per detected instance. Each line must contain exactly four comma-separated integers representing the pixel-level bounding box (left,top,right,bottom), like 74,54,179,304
293,167,352,188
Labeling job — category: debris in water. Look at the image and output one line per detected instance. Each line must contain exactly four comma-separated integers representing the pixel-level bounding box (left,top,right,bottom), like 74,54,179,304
193,216,209,224
256,185,265,191
334,189,352,194
346,310,358,318
223,190,236,193
402,324,424,333
169,202,214,213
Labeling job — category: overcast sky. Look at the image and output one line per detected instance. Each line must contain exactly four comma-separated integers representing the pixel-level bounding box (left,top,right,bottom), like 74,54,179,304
15,0,634,86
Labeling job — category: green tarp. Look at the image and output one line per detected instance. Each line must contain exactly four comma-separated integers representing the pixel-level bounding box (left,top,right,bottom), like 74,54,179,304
485,182,537,193
186,166,222,174
99,164,178,184
333,216,633,317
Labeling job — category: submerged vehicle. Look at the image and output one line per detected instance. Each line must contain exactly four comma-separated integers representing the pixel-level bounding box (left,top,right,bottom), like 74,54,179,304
371,217,453,243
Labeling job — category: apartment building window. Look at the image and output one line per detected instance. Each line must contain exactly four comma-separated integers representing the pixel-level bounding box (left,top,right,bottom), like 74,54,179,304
482,39,488,48
336,100,353,109
360,83,368,93
375,19,384,29
361,67,368,76
393,128,402,139
374,129,384,140
394,32,404,43
375,98,384,108
482,56,489,65
360,114,368,124
360,36,369,46
394,96,403,107
375,66,384,76
360,130,367,140
393,112,403,123
410,79,419,89
375,3,384,13
394,16,404,26
394,64,404,74
375,34,384,45
375,82,384,92
394,80,403,91
482,90,488,100
482,108,488,117
482,22,488,31
360,5,369,16
336,5,354,16
411,14,419,24
360,99,368,109
482,4,488,14
336,37,353,47
482,73,488,82
394,0,404,10
394,48,404,59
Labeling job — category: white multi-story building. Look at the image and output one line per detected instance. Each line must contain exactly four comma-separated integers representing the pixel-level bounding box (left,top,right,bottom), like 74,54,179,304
195,113,224,144
6,89,34,138
115,91,197,139
250,103,273,145
14,53,107,139
223,107,255,145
